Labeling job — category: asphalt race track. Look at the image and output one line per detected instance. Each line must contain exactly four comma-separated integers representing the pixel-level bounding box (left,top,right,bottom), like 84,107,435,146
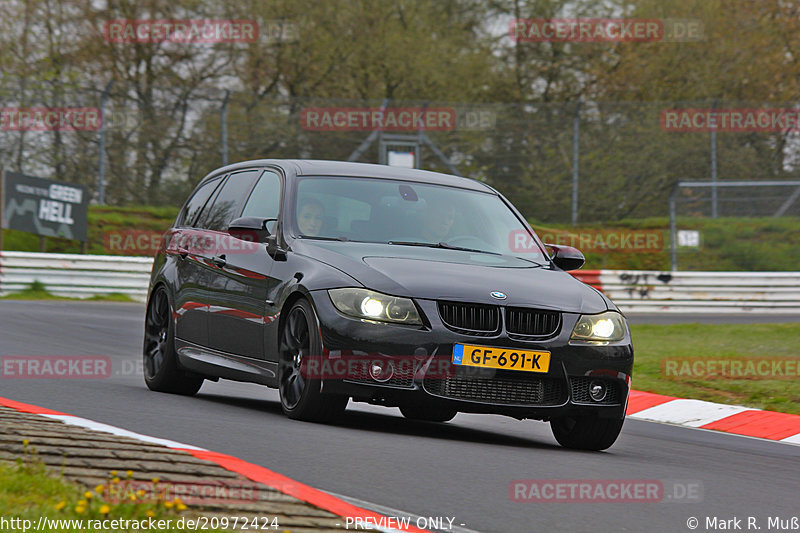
1,301,798,533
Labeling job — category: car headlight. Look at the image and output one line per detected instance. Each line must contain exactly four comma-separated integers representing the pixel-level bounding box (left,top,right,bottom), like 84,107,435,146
570,311,627,343
328,288,422,325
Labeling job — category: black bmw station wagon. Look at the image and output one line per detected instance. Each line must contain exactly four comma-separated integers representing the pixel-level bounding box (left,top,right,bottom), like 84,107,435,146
144,160,633,450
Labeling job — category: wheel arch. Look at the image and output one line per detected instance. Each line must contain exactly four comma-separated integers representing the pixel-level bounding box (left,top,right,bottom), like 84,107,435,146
146,279,176,325
277,286,318,339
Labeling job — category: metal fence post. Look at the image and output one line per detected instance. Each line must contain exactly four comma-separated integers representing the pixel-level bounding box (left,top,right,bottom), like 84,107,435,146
670,185,678,272
97,80,113,205
571,100,581,226
710,99,718,218
0,167,5,252
221,90,230,166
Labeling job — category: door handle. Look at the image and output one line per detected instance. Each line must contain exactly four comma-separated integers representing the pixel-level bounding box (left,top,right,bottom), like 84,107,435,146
212,254,227,268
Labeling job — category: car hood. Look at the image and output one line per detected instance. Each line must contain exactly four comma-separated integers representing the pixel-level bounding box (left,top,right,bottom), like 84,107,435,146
295,241,608,314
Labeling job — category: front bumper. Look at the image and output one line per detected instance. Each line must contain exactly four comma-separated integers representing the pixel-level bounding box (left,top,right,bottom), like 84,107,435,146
309,290,633,421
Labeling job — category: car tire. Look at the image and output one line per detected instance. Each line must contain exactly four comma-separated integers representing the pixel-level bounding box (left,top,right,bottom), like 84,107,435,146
278,299,348,422
550,415,624,451
143,287,204,396
399,405,457,423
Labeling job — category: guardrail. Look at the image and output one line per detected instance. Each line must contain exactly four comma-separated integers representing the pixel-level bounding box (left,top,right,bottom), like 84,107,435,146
0,251,153,302
1,252,798,312
572,270,800,313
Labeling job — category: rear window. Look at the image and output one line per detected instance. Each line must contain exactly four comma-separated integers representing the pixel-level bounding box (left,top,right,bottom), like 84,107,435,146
176,176,223,227
195,170,260,231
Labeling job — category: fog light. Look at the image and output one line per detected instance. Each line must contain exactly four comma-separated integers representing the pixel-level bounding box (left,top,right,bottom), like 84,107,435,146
589,380,607,402
369,360,394,382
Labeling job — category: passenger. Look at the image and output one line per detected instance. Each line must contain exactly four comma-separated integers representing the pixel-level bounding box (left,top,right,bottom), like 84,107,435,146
420,201,456,242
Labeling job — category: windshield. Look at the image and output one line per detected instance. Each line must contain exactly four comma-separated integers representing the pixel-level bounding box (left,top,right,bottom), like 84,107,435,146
292,176,547,262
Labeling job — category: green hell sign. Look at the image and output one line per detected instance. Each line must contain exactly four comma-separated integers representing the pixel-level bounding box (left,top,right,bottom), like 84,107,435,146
1,170,89,242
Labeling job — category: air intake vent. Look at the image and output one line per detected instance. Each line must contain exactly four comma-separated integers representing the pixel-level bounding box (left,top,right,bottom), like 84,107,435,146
438,301,500,336
424,373,567,406
505,308,561,338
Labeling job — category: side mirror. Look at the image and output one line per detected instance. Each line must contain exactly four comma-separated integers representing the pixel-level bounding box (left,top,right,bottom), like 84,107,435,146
546,243,585,271
227,217,273,243
266,234,287,261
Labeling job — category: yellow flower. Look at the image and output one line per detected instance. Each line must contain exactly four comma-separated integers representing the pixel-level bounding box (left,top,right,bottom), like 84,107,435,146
112,477,120,484
146,510,155,518
128,493,137,502
151,477,160,484
164,501,174,509
78,500,87,506
99,505,111,515
110,470,118,476
75,506,85,514
54,501,66,511
176,503,187,512
84,491,93,499
22,439,29,446
173,498,183,506
95,485,105,494
137,489,147,497
127,470,134,478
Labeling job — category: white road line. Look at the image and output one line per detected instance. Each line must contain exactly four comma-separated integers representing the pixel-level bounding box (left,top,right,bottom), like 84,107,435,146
628,399,753,427
40,414,206,451
779,433,800,444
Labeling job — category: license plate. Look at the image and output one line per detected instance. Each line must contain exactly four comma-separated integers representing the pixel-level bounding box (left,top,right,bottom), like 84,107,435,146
452,343,551,373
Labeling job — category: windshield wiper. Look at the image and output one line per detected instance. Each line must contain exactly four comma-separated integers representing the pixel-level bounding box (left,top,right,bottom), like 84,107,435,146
387,240,501,256
388,240,550,266
298,235,349,241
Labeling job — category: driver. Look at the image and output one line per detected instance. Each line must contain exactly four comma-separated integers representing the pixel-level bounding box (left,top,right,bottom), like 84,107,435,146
420,201,456,242
297,197,325,236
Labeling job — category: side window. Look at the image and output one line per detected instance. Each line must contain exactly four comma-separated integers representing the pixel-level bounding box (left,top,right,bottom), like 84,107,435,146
176,176,223,227
195,170,260,231
241,170,282,220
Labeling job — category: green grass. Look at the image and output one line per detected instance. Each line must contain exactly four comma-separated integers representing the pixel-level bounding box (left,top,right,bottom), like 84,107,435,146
530,215,800,271
86,293,136,302
0,281,134,302
631,323,800,414
1,205,798,271
1,205,178,256
0,446,223,532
